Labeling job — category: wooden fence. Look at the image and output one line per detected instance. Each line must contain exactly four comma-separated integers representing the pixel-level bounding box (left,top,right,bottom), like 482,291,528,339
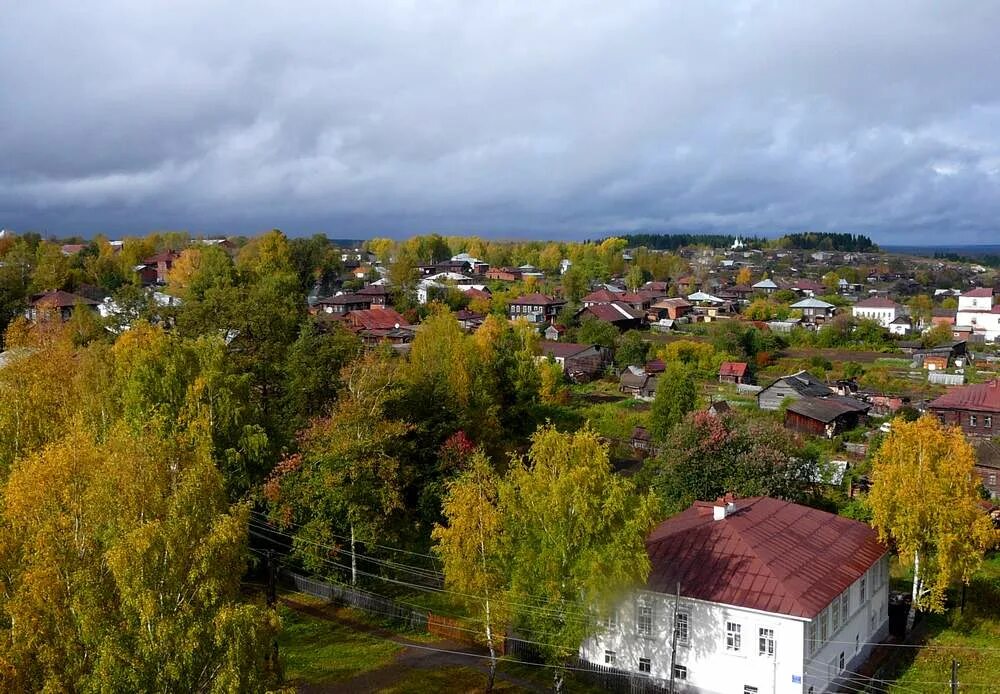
280,569,429,631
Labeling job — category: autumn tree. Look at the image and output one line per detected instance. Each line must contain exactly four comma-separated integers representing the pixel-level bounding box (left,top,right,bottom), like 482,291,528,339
432,452,507,691
869,416,997,630
0,426,278,692
648,362,696,441
500,426,656,691
736,266,753,286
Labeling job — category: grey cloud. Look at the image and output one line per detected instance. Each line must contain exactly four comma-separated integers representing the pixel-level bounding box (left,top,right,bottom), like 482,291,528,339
2,0,1000,242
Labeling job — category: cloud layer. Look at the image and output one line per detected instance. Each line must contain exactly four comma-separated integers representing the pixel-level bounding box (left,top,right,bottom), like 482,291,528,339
2,1,1000,242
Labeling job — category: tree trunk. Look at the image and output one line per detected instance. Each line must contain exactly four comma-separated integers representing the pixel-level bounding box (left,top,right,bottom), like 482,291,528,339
907,550,921,634
350,523,357,586
553,669,564,694
484,596,496,692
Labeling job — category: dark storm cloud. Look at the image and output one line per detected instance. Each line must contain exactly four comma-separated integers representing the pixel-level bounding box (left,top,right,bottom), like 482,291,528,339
2,0,1000,242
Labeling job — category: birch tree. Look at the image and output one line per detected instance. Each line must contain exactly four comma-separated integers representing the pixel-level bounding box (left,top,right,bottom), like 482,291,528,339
432,451,506,691
869,415,997,631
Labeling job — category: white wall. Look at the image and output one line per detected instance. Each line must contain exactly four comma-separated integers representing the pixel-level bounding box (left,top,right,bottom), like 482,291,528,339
955,310,1000,341
852,307,899,328
958,295,992,312
581,593,806,694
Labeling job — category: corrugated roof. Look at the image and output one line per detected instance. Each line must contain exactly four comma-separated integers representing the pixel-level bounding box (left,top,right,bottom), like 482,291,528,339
719,362,748,377
30,290,99,308
645,497,886,618
344,308,409,330
962,287,994,298
510,293,565,306
540,341,592,359
928,380,1000,413
583,302,644,322
790,298,835,309
786,396,870,423
853,297,901,309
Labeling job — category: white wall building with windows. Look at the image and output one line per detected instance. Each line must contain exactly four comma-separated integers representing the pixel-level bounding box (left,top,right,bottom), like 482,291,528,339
579,497,889,694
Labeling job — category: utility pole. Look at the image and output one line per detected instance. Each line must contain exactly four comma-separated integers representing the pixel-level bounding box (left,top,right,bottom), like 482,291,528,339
265,549,277,607
668,582,680,694
951,659,959,694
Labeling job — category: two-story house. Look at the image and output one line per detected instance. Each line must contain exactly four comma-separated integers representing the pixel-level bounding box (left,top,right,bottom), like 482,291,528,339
790,298,836,325
851,297,906,329
927,380,1000,438
507,293,566,324
956,287,1000,342
580,496,889,694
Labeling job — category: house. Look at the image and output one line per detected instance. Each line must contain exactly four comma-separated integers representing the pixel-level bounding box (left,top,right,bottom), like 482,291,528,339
338,308,411,342
454,309,486,332
790,298,836,325
955,287,1000,342
580,496,890,694
752,278,779,294
25,290,100,321
927,380,1000,438
974,440,1000,500
619,368,658,399
142,250,180,284
888,315,912,336
644,359,666,374
790,279,825,296
851,297,906,328
356,283,391,308
718,361,749,384
508,293,566,325
757,371,833,410
913,341,967,370
575,302,645,331
649,298,693,321
314,293,372,314
485,267,522,281
784,396,870,438
630,426,652,455
543,324,566,341
538,341,608,379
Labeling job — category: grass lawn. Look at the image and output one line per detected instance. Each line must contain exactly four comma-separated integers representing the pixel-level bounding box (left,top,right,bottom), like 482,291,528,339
888,553,1000,692
278,601,403,687
377,666,525,694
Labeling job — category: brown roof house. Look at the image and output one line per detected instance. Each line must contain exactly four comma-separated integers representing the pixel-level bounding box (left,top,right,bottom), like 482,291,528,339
619,367,658,399
575,301,645,331
508,293,566,325
26,290,99,321
579,496,890,694
928,380,1000,438
538,341,609,380
785,396,870,438
718,361,749,384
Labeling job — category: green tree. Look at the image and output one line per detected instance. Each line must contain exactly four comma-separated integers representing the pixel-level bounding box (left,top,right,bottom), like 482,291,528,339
869,416,998,630
615,330,649,368
577,317,618,349
648,362,696,441
500,425,656,691
560,265,588,303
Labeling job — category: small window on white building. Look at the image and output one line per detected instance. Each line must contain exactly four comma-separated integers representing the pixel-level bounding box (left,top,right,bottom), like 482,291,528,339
841,590,850,619
758,627,775,657
604,650,616,665
839,651,845,671
744,686,758,694
637,604,653,638
819,608,829,642
675,612,689,644
604,610,617,630
726,621,742,651
806,620,817,655
832,599,841,631
673,664,687,680
638,657,651,674
860,576,867,603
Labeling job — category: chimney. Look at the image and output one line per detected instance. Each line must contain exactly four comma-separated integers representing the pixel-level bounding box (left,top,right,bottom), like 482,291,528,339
713,493,737,520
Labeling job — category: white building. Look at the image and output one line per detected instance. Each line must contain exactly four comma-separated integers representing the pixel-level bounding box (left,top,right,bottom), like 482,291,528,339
955,288,1000,342
580,496,889,694
851,297,906,328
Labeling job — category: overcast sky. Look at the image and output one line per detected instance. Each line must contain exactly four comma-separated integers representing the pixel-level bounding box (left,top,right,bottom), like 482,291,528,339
2,1,1000,243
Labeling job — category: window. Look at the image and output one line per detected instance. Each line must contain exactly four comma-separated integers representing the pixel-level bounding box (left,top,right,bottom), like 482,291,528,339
990,473,997,486
819,608,829,642
860,576,867,603
841,591,851,619
604,650,616,665
970,414,977,427
986,416,993,428
758,627,775,657
637,604,653,638
726,621,742,651
855,634,860,654
673,664,687,681
604,611,618,630
674,612,689,644
832,599,841,631
744,687,758,694
839,652,845,671
638,658,651,674
806,620,818,655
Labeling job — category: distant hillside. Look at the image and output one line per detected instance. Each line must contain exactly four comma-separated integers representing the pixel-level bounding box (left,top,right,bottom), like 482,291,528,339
773,232,878,252
619,231,877,252
620,233,765,250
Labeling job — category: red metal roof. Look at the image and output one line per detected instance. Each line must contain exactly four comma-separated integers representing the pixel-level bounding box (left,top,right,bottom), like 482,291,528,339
962,287,994,298
719,361,748,377
30,290,99,308
853,296,901,309
928,380,1000,413
582,302,644,323
582,289,621,303
509,293,565,306
344,308,409,331
646,497,886,618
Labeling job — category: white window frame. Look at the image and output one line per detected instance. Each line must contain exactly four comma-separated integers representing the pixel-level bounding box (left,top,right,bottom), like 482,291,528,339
758,627,775,657
637,603,653,638
726,621,742,652
819,608,829,643
832,598,841,632
638,657,651,674
986,416,993,428
806,619,818,655
604,650,616,665
841,590,850,619
860,576,867,604
970,414,977,427
673,664,687,681
744,686,759,694
674,611,689,645
604,610,618,631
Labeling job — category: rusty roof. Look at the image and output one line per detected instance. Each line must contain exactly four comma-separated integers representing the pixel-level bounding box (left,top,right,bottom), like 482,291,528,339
719,362,748,377
928,380,1000,413
786,396,870,423
30,290,99,308
646,497,886,618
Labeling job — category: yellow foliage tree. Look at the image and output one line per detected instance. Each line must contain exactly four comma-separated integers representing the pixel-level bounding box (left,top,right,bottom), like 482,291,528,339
869,416,998,629
736,266,752,286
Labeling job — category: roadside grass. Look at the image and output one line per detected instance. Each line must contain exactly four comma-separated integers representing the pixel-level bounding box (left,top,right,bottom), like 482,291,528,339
277,600,403,687
888,553,1000,692
377,666,524,693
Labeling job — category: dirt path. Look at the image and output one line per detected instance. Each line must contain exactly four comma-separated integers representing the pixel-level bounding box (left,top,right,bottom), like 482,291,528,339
280,595,546,694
